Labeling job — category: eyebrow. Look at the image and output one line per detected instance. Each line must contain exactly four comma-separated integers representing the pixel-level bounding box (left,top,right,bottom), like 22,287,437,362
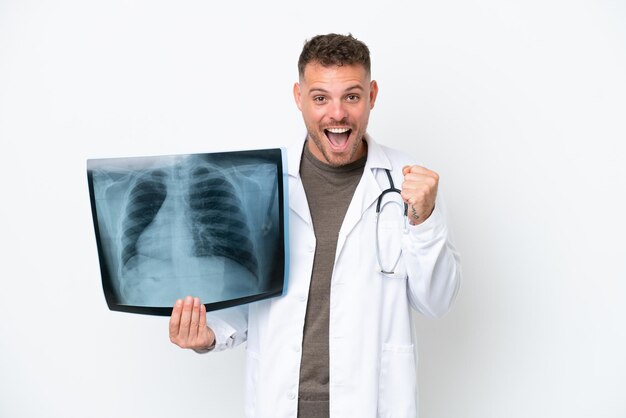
308,84,365,94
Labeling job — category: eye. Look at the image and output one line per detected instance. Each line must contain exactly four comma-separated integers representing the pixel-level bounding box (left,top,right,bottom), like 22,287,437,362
313,96,327,104
346,94,360,102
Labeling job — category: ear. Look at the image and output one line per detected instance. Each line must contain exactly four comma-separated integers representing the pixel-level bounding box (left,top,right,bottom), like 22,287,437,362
369,80,379,109
293,82,303,111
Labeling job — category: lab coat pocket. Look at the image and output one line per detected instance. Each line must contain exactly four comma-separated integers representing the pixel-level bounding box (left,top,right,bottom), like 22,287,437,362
377,343,417,418
245,349,260,417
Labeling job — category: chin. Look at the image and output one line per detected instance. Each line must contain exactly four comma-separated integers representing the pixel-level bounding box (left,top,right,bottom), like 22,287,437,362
324,148,359,167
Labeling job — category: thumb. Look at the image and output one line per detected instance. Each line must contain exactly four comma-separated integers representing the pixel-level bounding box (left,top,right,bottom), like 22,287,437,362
402,165,411,176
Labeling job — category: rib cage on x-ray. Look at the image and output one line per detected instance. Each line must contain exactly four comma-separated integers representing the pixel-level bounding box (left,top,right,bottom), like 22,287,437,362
121,170,168,269
88,152,282,310
119,165,259,278
186,166,258,276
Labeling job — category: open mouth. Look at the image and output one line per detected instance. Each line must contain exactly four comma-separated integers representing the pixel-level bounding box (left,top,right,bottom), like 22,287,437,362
324,127,352,150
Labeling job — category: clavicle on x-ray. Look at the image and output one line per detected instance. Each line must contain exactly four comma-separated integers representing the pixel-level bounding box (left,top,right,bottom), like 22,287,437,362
87,149,288,315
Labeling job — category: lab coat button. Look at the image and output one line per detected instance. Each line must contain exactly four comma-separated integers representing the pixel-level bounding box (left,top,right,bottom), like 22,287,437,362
308,245,314,253
298,295,306,302
294,345,301,353
288,392,296,400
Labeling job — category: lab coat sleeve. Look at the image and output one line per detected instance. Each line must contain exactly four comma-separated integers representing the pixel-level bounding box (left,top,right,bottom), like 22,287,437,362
205,305,249,352
401,193,461,318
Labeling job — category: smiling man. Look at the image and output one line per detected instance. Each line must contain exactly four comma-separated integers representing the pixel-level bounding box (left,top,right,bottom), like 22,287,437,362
169,34,461,418
293,58,377,167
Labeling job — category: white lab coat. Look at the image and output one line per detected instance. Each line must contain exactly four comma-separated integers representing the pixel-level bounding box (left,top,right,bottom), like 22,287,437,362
207,135,461,418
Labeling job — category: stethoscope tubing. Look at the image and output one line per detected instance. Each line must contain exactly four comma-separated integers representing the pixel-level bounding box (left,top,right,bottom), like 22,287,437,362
375,169,408,275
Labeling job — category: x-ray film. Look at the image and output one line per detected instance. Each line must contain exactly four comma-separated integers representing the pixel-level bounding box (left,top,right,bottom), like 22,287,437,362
87,148,289,316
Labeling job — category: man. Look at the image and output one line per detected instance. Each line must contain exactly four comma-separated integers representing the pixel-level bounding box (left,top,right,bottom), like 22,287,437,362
169,34,461,418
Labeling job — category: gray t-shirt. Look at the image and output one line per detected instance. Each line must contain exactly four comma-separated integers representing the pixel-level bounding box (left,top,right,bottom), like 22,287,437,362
297,142,367,418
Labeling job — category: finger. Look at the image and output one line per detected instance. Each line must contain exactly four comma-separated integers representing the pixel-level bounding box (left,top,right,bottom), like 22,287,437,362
402,165,411,176
200,303,213,347
402,175,438,192
169,299,183,338
402,177,434,195
199,302,207,330
189,297,201,339
179,296,194,340
404,165,439,180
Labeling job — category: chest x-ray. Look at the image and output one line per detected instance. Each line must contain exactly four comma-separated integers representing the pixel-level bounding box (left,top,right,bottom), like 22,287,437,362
87,148,288,316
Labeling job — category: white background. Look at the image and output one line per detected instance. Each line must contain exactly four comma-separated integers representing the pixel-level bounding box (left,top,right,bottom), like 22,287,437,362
1,0,625,417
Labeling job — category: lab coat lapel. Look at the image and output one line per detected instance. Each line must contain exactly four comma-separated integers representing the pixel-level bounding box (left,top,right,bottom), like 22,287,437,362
336,135,391,260
287,140,312,226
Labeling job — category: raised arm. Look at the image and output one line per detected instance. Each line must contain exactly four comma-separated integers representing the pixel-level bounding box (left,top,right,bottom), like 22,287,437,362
400,165,462,318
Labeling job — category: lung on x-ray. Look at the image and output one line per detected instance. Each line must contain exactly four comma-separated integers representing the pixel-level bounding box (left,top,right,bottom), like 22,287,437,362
87,148,288,316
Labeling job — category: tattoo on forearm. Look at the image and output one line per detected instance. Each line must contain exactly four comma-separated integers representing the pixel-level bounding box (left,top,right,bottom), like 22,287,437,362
411,206,419,220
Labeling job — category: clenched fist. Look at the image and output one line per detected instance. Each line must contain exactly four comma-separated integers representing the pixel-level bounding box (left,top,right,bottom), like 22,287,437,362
401,165,439,225
169,296,215,352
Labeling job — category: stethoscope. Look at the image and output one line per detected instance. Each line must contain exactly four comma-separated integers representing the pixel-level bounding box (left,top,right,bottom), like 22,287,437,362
375,169,408,275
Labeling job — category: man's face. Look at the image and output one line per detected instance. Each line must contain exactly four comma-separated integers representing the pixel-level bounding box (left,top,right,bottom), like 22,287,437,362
294,62,378,167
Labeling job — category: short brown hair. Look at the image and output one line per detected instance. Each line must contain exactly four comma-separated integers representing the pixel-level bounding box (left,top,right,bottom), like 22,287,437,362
298,33,371,78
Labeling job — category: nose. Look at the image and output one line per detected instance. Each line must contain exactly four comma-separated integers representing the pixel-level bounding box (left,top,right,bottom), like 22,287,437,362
328,99,348,122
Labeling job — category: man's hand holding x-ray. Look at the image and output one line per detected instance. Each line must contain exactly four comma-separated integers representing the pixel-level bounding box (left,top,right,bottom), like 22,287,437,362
169,296,215,352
